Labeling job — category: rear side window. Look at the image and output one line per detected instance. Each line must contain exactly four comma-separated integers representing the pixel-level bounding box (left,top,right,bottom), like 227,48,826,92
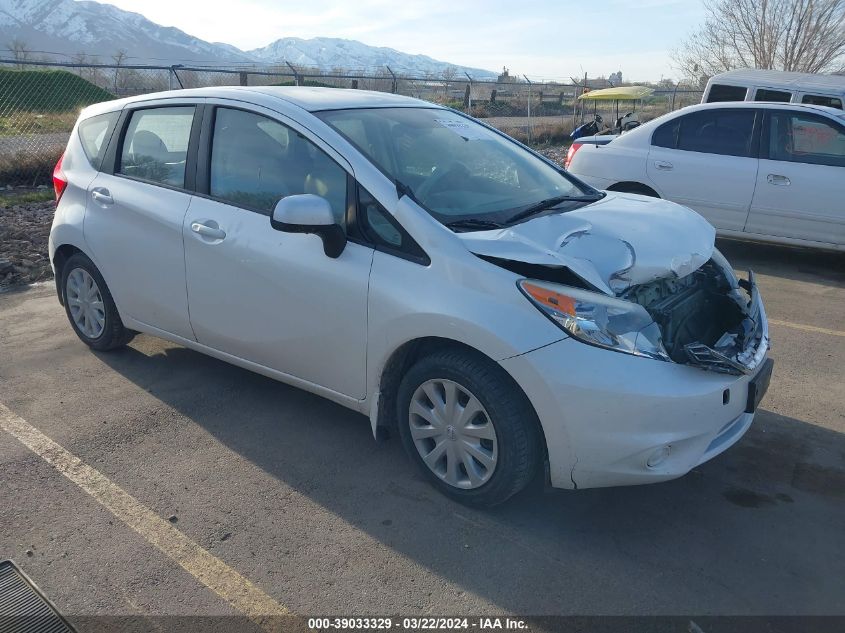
766,111,845,167
78,111,119,170
118,106,195,188
706,84,748,103
754,88,792,103
676,109,756,157
801,94,843,109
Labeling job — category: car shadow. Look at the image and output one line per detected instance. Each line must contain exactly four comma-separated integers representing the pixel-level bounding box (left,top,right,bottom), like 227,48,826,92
95,341,845,614
716,237,845,287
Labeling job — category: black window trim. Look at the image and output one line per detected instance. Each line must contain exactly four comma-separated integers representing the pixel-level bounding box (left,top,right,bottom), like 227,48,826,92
760,108,845,166
351,183,431,266
103,102,203,194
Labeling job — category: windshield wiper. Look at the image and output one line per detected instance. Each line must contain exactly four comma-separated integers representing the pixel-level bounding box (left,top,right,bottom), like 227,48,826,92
505,193,605,225
445,218,505,232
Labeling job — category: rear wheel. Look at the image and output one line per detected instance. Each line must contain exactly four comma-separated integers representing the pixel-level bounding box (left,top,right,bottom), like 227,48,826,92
61,253,133,351
396,348,542,506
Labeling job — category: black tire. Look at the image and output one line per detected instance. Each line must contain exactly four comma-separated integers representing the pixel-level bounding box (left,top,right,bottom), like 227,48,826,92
396,348,543,507
61,252,134,351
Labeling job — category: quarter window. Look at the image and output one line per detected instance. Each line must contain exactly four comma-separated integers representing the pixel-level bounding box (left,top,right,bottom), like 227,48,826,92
706,84,748,103
209,108,347,224
78,111,119,170
651,119,680,148
754,88,791,103
766,111,845,167
676,109,756,157
801,94,843,109
118,107,195,187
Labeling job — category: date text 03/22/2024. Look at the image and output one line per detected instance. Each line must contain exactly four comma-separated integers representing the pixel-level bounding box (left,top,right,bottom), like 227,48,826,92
307,617,529,630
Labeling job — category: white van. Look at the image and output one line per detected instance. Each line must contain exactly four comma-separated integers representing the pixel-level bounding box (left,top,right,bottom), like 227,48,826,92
702,69,845,110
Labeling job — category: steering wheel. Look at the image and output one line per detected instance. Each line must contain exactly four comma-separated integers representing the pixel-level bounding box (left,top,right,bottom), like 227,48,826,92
416,161,470,199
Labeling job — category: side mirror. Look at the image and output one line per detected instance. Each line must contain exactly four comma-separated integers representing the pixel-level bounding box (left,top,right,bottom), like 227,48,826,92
270,194,347,258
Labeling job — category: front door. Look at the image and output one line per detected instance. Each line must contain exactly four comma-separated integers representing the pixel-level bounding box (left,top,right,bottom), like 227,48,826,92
746,109,845,247
183,105,373,398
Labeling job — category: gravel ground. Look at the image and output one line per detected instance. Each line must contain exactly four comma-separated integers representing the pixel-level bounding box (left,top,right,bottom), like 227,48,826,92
0,188,55,290
537,145,568,166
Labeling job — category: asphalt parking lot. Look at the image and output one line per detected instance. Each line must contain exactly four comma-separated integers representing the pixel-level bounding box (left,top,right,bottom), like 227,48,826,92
1,238,844,627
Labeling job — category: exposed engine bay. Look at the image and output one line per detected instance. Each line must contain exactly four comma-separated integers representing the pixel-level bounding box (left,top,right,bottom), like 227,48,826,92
622,259,768,374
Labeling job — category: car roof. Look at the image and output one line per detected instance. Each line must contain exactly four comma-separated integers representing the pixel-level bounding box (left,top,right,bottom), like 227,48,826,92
709,69,845,92
82,86,438,117
673,101,843,117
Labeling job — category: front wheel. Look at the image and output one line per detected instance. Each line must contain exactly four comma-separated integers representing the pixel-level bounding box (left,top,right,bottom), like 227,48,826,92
396,349,543,506
61,252,134,351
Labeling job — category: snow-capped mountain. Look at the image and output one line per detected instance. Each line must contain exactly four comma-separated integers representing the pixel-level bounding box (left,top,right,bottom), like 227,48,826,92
248,37,496,79
0,0,254,63
0,0,496,78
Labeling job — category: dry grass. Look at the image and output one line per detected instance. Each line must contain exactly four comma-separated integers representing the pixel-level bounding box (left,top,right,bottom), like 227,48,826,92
0,147,63,187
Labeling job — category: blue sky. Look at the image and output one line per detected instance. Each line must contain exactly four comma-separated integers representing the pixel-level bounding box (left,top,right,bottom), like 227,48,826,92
102,0,707,81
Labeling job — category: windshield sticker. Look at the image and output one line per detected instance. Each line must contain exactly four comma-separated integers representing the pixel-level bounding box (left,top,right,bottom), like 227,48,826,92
434,118,488,141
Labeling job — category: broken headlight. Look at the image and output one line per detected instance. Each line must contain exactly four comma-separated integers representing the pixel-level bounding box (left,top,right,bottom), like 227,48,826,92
519,279,670,361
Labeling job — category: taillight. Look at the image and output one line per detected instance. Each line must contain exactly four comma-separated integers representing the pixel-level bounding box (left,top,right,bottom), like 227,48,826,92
564,143,583,170
53,152,68,202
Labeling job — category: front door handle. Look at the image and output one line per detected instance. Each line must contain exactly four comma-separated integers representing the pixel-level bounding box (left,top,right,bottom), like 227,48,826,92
654,160,674,171
91,188,113,205
767,174,791,186
191,222,226,240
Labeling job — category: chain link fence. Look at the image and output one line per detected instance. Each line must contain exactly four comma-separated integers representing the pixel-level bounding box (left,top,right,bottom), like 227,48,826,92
0,59,703,185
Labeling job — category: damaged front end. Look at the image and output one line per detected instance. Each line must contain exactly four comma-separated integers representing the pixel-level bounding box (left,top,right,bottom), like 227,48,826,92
621,256,769,375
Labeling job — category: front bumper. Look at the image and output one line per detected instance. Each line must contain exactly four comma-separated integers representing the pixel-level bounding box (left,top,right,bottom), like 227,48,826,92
500,279,771,490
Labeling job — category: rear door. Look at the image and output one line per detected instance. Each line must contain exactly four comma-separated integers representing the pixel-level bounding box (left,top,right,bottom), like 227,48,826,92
647,108,760,231
85,100,201,339
746,109,845,246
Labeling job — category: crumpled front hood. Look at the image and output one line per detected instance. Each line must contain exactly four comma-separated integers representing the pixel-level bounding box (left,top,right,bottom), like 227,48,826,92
458,192,716,295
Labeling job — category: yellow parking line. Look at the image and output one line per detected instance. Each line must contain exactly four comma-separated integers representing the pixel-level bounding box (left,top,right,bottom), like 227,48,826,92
0,402,289,630
769,319,845,338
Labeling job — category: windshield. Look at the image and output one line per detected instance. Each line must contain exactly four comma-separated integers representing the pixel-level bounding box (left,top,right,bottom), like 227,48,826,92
316,107,594,226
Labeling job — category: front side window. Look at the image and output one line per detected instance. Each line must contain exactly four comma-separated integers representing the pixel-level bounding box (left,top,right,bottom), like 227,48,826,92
706,84,748,103
676,109,756,157
317,107,593,227
118,106,195,187
801,94,843,109
766,111,845,167
209,108,347,224
78,111,119,170
755,88,792,103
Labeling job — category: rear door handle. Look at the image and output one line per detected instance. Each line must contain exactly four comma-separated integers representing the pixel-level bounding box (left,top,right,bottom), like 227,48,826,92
654,160,674,171
767,174,791,186
191,222,226,240
91,188,113,205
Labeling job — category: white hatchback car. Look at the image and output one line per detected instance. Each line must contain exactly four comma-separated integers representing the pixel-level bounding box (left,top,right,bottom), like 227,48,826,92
567,102,845,251
50,87,772,505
